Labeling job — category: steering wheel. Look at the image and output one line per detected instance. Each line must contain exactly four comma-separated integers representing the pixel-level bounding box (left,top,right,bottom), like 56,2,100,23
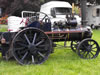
27,12,51,26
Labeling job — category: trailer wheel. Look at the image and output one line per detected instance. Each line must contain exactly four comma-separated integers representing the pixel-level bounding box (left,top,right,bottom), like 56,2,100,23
77,38,99,59
71,41,80,53
95,26,98,30
91,24,95,29
12,27,52,65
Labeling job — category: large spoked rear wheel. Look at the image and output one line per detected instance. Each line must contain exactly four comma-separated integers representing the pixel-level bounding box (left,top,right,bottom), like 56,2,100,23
77,38,99,59
12,27,52,65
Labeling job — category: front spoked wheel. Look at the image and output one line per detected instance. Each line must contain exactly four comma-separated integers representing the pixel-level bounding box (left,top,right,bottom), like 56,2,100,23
12,27,52,65
77,38,99,59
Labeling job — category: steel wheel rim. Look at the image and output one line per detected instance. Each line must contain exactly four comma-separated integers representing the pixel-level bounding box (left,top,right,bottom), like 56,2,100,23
12,27,52,65
77,38,99,59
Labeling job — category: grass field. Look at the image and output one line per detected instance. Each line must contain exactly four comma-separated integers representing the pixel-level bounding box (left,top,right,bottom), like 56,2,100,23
0,26,100,75
0,25,8,32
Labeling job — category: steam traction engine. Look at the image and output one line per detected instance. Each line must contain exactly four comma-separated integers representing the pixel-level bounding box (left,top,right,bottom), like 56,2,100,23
0,11,99,65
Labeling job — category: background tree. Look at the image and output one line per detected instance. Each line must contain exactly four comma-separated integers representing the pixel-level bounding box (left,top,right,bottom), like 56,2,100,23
0,0,100,17
0,0,42,16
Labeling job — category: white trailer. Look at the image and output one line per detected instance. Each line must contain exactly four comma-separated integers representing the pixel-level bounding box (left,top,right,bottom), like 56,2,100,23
40,1,81,31
87,5,100,29
7,16,26,32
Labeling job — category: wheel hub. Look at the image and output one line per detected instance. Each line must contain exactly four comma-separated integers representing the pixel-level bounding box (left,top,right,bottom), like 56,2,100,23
28,44,37,53
87,45,92,52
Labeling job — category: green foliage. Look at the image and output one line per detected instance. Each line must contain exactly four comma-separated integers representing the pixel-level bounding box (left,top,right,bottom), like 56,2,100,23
74,7,79,15
40,0,45,3
0,29,100,75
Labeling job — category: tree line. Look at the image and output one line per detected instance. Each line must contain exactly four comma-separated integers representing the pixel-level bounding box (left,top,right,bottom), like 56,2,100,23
0,0,100,17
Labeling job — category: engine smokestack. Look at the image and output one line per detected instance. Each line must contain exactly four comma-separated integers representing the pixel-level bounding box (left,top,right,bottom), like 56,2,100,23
80,0,87,26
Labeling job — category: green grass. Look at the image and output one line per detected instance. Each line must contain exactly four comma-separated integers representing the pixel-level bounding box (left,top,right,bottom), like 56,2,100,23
0,28,100,75
0,25,8,32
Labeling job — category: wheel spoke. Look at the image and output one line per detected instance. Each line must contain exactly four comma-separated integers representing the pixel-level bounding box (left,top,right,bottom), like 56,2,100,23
35,40,44,46
79,50,86,58
92,47,97,49
90,52,94,56
17,43,28,47
15,47,25,51
38,49,47,52
38,45,45,48
24,34,31,45
20,52,28,62
82,44,88,51
72,44,76,46
74,41,78,44
38,52,45,58
20,49,28,54
32,55,35,63
32,33,37,45
37,45,47,50
91,50,97,52
88,53,91,59
85,52,89,58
